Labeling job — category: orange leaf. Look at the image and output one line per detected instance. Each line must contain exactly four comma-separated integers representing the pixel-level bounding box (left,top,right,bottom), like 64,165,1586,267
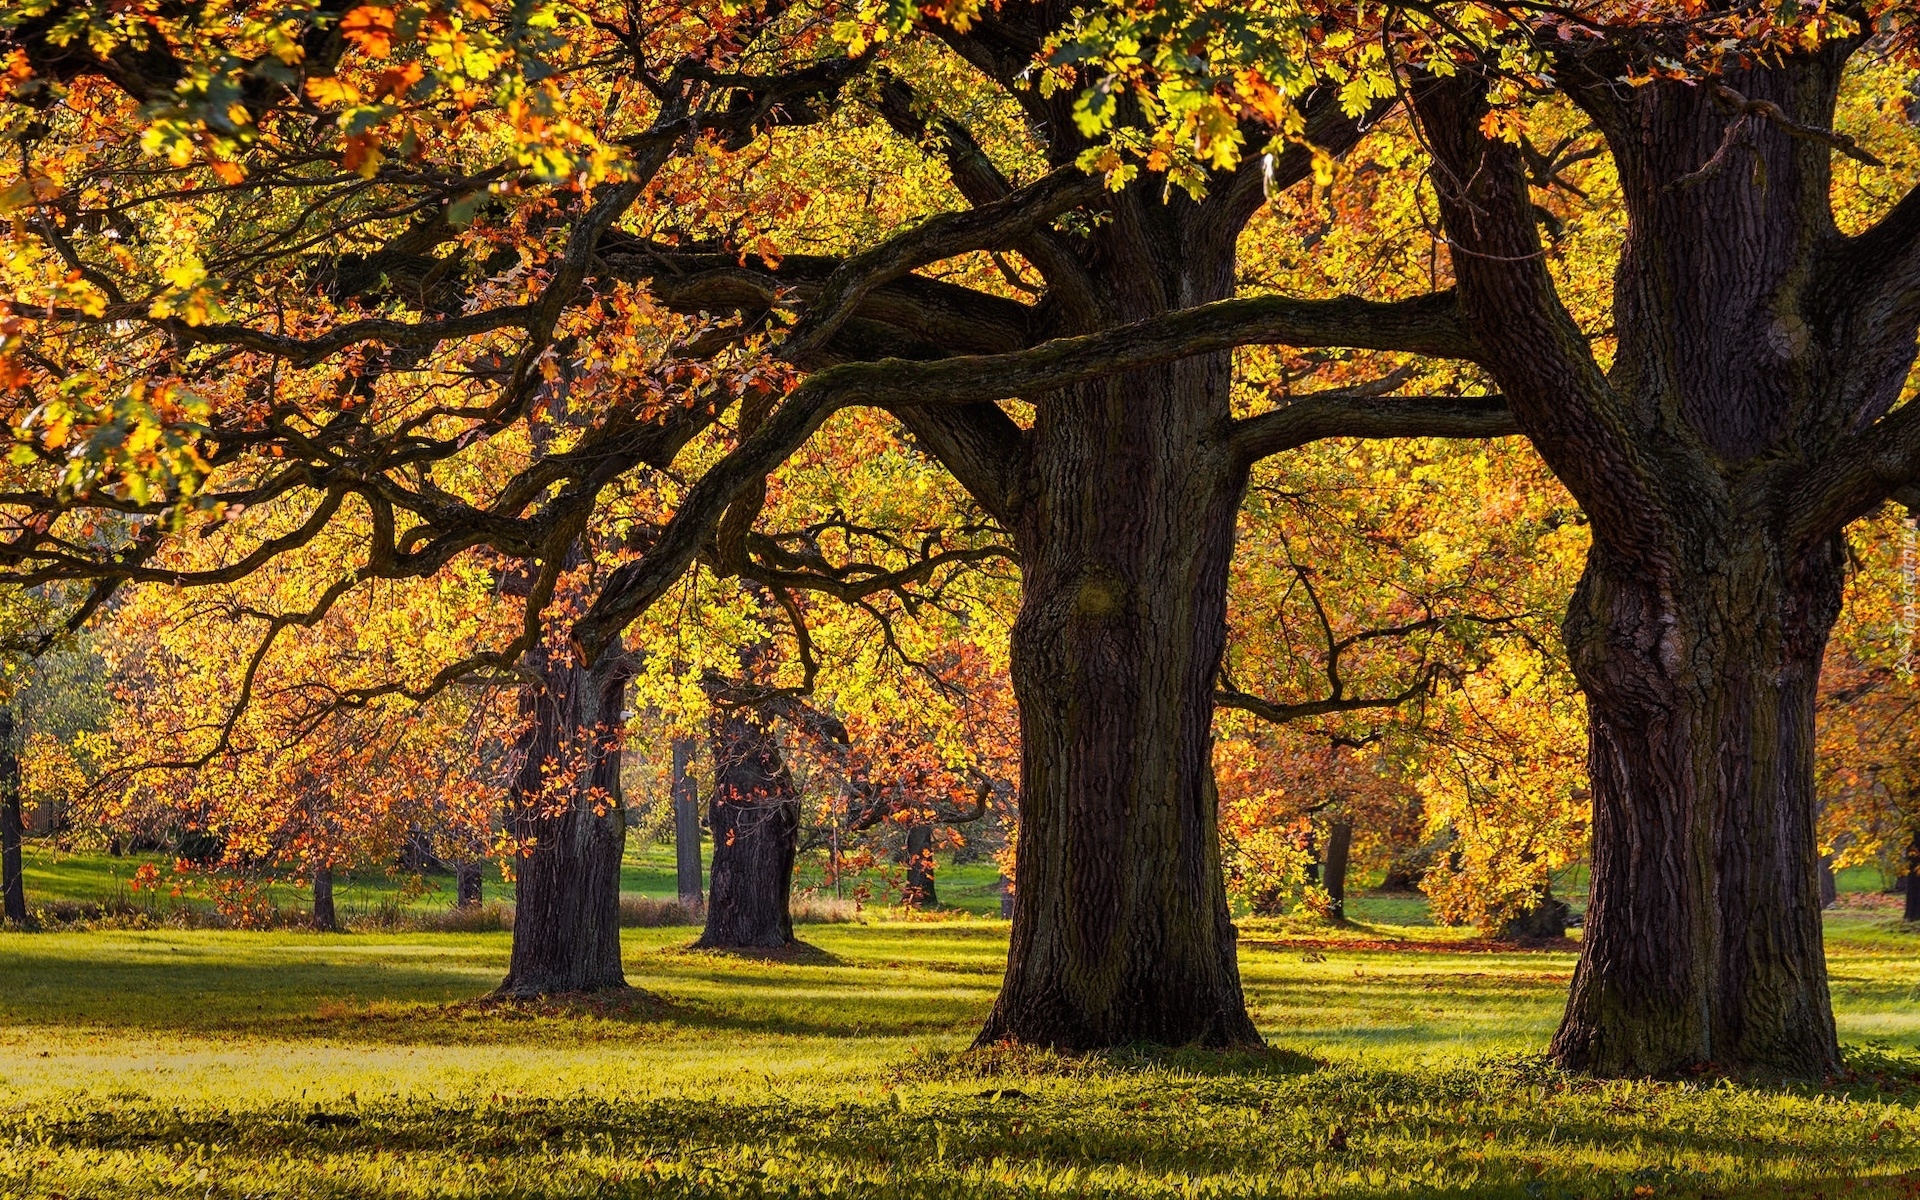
340,6,395,58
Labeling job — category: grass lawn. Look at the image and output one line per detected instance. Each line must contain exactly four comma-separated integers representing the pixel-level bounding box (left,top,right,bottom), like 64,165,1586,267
14,842,1015,920
4,906,1920,1197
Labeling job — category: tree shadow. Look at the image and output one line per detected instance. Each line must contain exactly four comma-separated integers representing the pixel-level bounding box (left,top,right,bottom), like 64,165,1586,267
667,939,843,966
890,1039,1321,1086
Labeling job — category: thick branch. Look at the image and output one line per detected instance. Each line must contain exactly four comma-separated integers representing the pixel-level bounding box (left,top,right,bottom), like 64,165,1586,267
1215,674,1433,727
1785,399,1920,547
1232,393,1515,464
574,288,1482,654
782,166,1103,361
1408,68,1672,572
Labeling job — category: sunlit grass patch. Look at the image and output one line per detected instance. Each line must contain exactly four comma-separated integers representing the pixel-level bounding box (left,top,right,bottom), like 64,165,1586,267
1,915,1917,1196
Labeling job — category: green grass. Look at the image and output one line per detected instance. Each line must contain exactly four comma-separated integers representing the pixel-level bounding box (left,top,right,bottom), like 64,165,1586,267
4,908,1920,1197
16,841,1014,920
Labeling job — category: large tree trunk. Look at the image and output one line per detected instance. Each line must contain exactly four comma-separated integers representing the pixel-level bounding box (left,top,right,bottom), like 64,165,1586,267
1550,537,1844,1076
496,641,631,996
0,708,22,924
978,189,1261,1049
695,704,797,949
1411,56,1878,1078
672,735,704,906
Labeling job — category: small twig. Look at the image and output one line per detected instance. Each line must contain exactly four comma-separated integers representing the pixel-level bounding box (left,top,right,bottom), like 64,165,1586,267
1673,84,1882,193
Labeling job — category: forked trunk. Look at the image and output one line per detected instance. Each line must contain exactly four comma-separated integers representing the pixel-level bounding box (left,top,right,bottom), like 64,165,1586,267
980,198,1259,1047
1411,56,1882,1077
497,641,631,996
1551,537,1843,1076
695,704,797,949
0,708,22,924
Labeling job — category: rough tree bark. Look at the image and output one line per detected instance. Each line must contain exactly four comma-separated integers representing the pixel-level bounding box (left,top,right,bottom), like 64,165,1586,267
672,735,704,906
695,702,798,949
312,865,338,932
496,639,632,996
976,182,1264,1050
1409,47,1920,1075
1323,820,1353,921
0,707,22,924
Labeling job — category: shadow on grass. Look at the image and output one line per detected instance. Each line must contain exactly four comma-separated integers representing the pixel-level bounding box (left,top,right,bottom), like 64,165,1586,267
667,939,843,966
0,939,984,1043
33,1068,1920,1199
890,1039,1321,1084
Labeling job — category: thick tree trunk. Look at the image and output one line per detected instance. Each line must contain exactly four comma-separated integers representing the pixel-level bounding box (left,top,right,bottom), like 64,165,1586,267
1408,57,1878,1077
671,735,704,906
903,823,936,909
695,705,797,949
312,865,338,932
0,708,22,924
496,641,631,996
1550,538,1844,1077
979,195,1260,1048
455,862,483,908
1323,820,1353,921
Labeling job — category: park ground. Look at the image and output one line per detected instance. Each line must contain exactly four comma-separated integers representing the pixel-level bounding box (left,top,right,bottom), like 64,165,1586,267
5,855,1920,1197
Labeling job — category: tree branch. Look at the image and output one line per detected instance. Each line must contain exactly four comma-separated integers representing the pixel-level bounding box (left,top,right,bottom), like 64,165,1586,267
1408,67,1673,573
1785,399,1920,548
573,287,1484,655
1232,392,1515,464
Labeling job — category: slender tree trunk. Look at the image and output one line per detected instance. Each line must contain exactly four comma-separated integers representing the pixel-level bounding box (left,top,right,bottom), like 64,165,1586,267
1550,537,1844,1076
497,640,631,996
903,823,936,909
1905,828,1920,924
1323,820,1353,921
0,708,22,924
695,704,797,949
672,735,704,906
455,862,483,908
312,865,338,932
1818,855,1836,911
980,196,1260,1048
